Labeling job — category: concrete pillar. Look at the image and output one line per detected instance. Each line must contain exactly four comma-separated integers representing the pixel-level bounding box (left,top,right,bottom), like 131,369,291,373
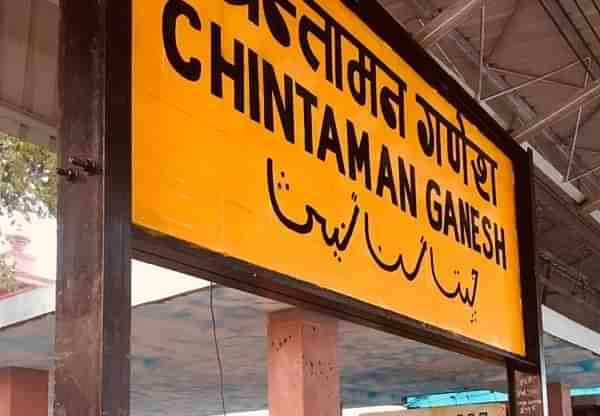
548,383,573,416
0,367,48,416
268,309,340,416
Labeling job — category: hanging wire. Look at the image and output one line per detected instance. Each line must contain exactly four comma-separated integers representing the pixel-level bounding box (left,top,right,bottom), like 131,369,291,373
592,0,600,19
210,282,227,416
477,2,486,101
552,0,600,75
572,0,600,47
538,0,597,80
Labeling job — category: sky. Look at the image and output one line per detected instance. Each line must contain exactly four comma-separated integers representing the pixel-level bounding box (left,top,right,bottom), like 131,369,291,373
1,215,57,279
0,214,209,304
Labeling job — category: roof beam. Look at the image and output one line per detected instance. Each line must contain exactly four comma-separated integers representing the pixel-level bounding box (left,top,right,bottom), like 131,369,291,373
415,0,482,48
542,306,600,355
407,0,600,195
0,101,57,136
537,250,600,319
0,100,58,150
512,81,600,143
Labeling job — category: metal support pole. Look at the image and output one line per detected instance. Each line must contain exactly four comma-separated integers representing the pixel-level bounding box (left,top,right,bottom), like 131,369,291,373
416,18,468,83
507,150,547,416
487,65,583,90
483,59,586,102
436,44,468,83
477,2,486,101
415,0,483,48
512,80,600,143
565,59,591,181
566,163,600,183
54,0,132,415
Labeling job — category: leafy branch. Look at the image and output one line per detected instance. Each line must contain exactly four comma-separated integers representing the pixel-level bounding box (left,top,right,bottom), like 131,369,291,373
0,252,17,291
1,134,57,219
0,134,57,291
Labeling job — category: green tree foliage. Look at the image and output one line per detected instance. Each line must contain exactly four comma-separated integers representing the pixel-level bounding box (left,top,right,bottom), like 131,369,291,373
0,133,57,291
1,134,57,218
0,257,17,292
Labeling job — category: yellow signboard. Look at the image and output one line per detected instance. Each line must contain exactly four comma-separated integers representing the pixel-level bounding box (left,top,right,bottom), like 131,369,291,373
132,0,526,355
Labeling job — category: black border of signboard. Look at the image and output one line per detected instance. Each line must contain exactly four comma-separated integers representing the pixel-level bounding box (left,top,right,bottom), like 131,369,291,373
125,0,541,370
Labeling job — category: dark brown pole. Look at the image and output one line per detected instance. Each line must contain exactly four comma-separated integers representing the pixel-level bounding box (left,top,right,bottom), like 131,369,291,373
55,0,131,414
508,365,546,416
508,149,546,416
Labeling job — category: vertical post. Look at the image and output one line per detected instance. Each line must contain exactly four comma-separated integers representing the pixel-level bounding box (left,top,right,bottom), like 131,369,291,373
509,149,547,416
477,1,486,101
508,365,546,416
548,383,573,416
54,0,131,415
268,309,340,416
565,58,591,181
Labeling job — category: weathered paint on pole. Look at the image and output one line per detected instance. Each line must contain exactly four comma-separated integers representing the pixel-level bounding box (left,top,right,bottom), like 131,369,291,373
54,0,131,414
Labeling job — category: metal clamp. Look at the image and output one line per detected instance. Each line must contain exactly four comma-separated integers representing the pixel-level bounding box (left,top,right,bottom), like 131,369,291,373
68,157,101,175
56,156,101,183
56,167,78,182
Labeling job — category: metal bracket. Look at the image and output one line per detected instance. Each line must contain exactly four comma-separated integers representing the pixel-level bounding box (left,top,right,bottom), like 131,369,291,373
56,156,101,182
68,156,101,175
56,167,78,182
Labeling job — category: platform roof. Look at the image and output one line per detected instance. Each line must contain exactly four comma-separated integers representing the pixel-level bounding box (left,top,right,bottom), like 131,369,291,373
0,286,598,416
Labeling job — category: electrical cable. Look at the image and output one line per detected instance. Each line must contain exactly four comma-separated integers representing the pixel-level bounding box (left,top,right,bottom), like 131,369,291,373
210,282,227,416
591,0,600,27
572,0,600,48
552,0,600,75
538,0,596,80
